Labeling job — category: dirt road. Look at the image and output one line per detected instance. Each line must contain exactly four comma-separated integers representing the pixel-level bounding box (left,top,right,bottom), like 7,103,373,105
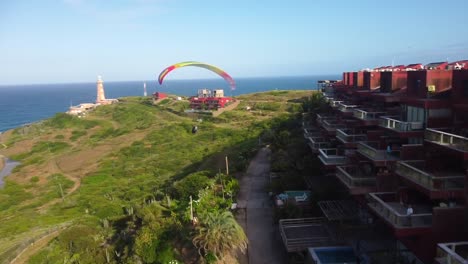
236,147,288,264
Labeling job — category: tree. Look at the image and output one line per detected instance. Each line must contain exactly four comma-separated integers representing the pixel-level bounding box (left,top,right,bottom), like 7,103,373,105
193,211,248,261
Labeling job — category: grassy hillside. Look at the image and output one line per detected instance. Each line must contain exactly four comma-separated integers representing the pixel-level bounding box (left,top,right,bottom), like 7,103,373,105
0,91,314,263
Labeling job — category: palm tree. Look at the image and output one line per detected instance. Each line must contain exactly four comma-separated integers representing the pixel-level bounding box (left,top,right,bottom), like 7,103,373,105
193,211,248,261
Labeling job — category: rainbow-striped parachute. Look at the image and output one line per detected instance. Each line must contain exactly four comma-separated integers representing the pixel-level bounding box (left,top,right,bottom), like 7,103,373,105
158,61,236,91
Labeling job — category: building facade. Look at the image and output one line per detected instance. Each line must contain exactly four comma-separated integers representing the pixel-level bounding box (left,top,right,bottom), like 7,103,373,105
311,61,468,263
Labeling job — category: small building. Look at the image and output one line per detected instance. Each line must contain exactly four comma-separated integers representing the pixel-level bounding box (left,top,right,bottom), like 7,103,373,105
212,89,224,98
198,89,212,98
67,103,97,116
189,96,233,110
188,89,234,110
153,92,167,100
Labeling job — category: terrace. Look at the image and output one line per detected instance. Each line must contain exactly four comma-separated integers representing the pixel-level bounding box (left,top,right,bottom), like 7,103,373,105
435,242,468,264
308,137,331,153
318,148,347,166
329,99,344,108
303,127,321,139
367,192,432,229
336,129,367,146
395,161,465,198
425,128,468,153
357,141,400,163
335,165,377,195
279,218,333,252
316,113,336,126
322,119,346,134
338,102,359,114
379,116,424,132
353,109,387,122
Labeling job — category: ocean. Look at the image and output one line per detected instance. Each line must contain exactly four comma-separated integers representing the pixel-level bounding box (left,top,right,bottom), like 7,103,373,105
0,75,339,132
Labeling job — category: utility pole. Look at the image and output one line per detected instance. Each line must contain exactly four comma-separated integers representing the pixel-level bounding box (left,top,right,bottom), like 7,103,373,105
55,174,65,202
225,156,229,176
190,195,193,222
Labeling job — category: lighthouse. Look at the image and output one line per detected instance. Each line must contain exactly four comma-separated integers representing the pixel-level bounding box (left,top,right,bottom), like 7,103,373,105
96,75,106,103
96,76,118,105
143,82,147,97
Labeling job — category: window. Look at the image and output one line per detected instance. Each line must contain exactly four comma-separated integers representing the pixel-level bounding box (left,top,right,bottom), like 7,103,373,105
406,106,425,122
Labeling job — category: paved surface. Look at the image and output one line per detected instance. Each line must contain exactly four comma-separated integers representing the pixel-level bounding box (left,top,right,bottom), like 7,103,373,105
0,158,20,188
236,147,288,264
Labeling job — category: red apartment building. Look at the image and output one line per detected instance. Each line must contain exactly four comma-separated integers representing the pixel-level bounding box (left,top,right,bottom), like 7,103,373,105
310,61,468,263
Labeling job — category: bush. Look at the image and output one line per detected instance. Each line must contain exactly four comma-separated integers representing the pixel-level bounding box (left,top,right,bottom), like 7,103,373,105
173,171,212,200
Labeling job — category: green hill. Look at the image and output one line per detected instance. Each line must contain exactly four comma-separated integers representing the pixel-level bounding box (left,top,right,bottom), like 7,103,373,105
0,91,315,263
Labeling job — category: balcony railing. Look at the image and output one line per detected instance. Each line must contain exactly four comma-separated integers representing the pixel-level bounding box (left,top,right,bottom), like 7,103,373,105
353,109,387,120
425,128,468,152
379,116,424,131
322,120,346,132
303,128,321,139
338,103,359,113
316,113,336,125
396,161,465,191
436,242,468,264
330,100,343,108
367,192,432,228
336,166,376,188
336,129,367,143
357,141,400,161
308,137,331,151
318,148,347,165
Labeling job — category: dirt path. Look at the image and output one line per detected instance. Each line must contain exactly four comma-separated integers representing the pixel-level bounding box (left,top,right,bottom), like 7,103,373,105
236,147,288,264
10,228,65,264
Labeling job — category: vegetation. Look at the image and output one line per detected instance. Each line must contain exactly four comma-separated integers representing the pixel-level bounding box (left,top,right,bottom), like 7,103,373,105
193,211,247,261
0,90,316,263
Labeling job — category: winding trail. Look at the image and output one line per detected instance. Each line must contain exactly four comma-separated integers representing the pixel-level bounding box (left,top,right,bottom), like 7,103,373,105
0,158,20,188
236,147,287,264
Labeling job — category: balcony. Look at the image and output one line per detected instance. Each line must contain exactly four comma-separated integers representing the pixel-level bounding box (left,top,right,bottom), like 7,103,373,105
367,192,432,230
425,128,468,153
396,161,465,199
329,99,343,108
357,141,400,164
322,119,346,134
316,113,336,126
338,102,359,114
318,148,347,167
303,127,321,139
308,137,331,153
435,242,468,264
336,129,367,146
379,116,424,132
353,109,387,120
335,166,376,195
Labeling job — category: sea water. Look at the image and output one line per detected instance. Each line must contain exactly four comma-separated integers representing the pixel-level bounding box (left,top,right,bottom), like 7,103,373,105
0,75,339,132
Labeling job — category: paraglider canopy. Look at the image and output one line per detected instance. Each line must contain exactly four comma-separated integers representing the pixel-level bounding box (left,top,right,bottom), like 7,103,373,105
158,61,236,91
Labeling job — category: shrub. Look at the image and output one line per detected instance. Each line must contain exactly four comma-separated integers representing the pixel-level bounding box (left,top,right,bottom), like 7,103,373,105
173,171,212,200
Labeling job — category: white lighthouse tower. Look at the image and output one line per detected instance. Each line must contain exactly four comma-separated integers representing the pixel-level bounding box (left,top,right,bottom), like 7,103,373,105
96,76,118,105
143,82,147,97
96,75,106,103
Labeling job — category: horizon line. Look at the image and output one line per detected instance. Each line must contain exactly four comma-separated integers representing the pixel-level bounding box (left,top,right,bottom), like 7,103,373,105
0,73,340,87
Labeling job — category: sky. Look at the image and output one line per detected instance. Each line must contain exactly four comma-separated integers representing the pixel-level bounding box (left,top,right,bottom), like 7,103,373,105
1,0,468,85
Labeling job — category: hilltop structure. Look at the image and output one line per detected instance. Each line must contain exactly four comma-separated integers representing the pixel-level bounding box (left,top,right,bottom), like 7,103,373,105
96,76,118,105
189,89,233,110
67,76,118,116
